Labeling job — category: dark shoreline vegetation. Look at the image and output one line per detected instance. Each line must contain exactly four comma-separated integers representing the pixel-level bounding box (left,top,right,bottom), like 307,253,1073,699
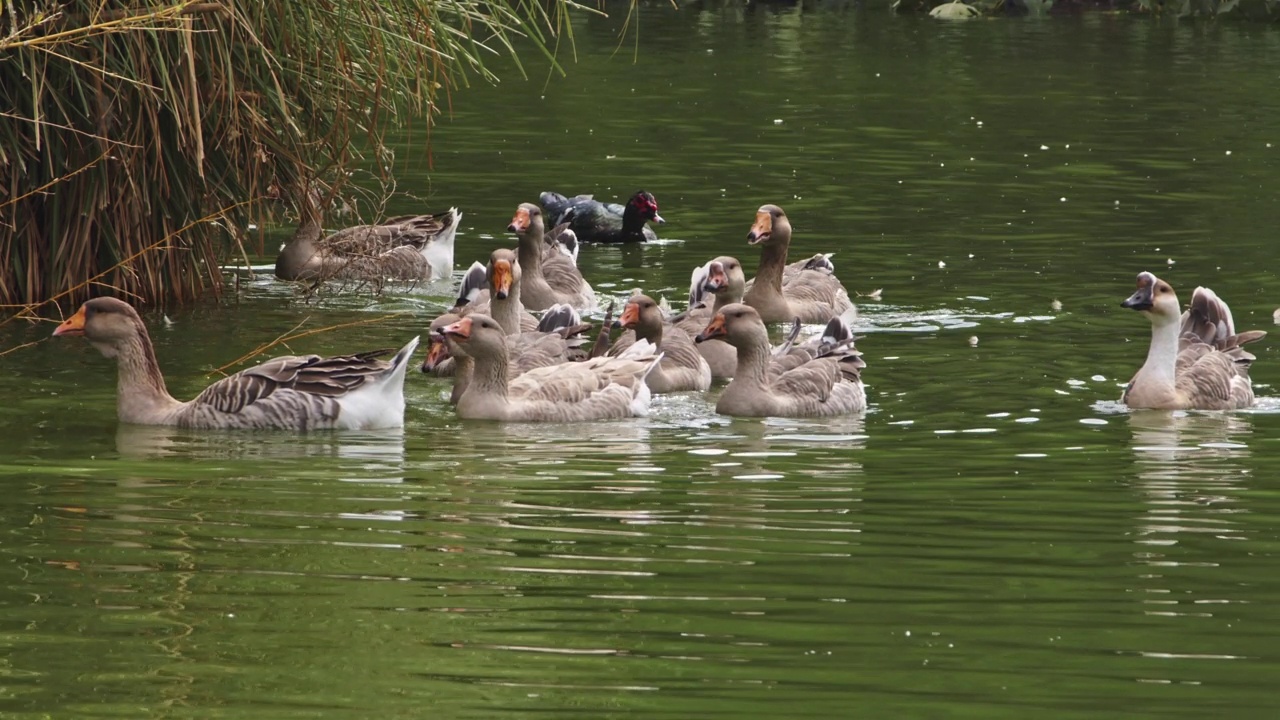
0,0,1275,317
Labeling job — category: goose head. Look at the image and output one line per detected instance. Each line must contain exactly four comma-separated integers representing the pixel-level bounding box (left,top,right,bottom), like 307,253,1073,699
488,249,521,300
438,315,505,360
507,203,544,235
695,303,768,348
1121,271,1181,327
53,297,147,358
704,256,746,298
421,313,461,372
626,191,665,225
619,294,664,335
746,204,790,246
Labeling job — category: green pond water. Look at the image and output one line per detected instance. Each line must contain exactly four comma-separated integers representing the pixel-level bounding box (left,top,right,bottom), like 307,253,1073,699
3,4,1280,718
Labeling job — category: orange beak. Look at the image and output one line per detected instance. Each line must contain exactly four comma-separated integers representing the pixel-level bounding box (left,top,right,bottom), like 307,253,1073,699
490,259,513,300
507,207,530,233
420,338,451,372
746,211,772,245
619,301,641,329
52,306,87,337
695,313,727,343
704,262,727,292
440,317,473,340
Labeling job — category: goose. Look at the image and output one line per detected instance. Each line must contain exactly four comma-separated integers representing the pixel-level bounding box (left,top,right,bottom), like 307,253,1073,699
439,315,660,422
507,203,597,311
451,249,541,334
52,297,418,430
695,303,866,417
742,204,853,324
539,190,665,244
1120,271,1266,410
674,256,749,379
274,188,460,284
610,294,712,393
422,307,593,404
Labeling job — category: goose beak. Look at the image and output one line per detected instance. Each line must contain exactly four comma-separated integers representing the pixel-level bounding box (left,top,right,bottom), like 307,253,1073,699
703,262,727,292
1121,272,1156,311
696,314,728,343
440,317,473,340
618,302,641,329
52,306,87,337
420,339,450,372
746,210,772,245
507,207,531,233
490,260,513,300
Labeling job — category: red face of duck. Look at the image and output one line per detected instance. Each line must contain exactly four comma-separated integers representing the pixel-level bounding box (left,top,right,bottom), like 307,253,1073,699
490,259,513,300
631,192,665,224
507,207,531,233
746,210,772,245
695,313,728,343
52,306,88,337
439,317,473,341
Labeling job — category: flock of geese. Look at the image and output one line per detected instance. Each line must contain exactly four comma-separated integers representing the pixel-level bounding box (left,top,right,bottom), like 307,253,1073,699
50,190,1268,431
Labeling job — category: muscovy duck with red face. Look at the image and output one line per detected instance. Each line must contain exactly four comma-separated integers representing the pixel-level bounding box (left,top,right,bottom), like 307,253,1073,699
539,190,665,244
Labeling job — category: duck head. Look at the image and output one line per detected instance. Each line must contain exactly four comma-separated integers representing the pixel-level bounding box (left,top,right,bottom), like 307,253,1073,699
627,191,665,225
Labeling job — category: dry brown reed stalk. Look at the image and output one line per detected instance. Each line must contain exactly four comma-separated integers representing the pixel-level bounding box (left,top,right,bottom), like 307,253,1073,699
1,0,597,310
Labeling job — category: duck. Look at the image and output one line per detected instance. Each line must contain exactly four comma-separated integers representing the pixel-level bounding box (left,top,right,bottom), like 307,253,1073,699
507,203,597,311
274,187,460,284
52,297,418,430
539,190,665,244
610,294,712,393
742,204,853,324
422,306,593,404
674,256,749,379
1120,271,1266,410
438,315,661,422
695,303,866,417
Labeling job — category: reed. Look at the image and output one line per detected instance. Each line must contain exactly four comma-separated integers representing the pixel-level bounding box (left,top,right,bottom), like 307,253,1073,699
0,0,594,312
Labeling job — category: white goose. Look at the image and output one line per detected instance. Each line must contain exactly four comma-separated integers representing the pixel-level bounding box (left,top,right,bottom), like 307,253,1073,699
1120,271,1265,410
53,297,417,430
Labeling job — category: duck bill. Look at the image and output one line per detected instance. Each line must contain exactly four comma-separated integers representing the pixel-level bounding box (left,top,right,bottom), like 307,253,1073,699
651,212,666,225
440,317,473,340
696,314,728,343
619,302,641,329
1121,287,1153,311
507,207,531,233
52,306,87,337
746,211,772,245
491,260,513,300
420,339,450,372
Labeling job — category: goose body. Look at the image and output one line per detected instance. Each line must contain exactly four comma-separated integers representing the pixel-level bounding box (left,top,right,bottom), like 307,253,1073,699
275,198,460,284
508,203,597,311
610,294,712,393
53,298,417,430
1120,271,1265,410
440,315,659,422
742,205,853,324
539,190,665,244
696,304,866,418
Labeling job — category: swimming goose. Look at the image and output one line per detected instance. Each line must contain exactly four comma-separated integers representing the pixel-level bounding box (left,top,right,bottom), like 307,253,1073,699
423,307,593,404
742,205,853,324
696,304,866,417
611,294,712,393
439,315,660,422
1120,271,1266,410
507,203,597,311
451,249,541,334
675,256,749,379
274,190,460,284
53,297,418,430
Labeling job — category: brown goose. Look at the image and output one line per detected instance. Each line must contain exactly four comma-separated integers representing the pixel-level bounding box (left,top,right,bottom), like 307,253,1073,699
422,307,593,404
674,256,749,379
1120,271,1265,410
696,303,866,417
610,294,712,393
507,203,597,311
274,190,460,284
742,204,853,324
451,249,541,335
439,315,659,422
53,298,418,430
